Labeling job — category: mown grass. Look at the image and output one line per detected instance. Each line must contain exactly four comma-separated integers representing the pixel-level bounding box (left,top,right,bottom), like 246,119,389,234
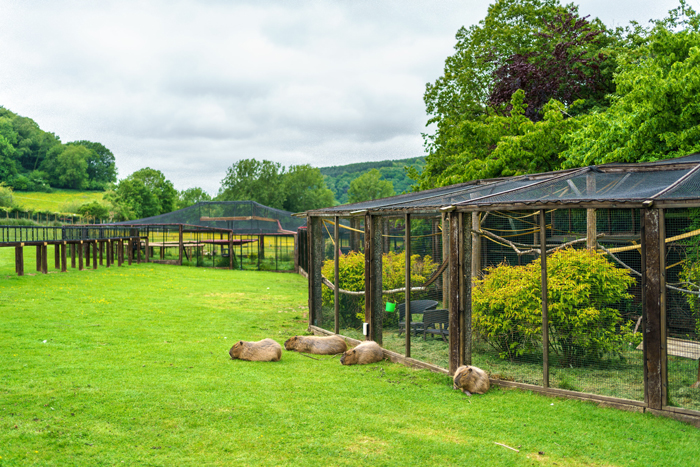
1,249,699,466
11,190,105,213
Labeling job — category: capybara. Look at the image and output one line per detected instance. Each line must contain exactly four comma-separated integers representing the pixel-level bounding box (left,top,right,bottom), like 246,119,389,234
228,338,282,362
453,365,490,395
340,341,383,365
284,335,347,355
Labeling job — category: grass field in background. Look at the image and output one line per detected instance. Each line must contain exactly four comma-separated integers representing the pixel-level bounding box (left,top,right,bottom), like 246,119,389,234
1,249,699,466
11,190,105,213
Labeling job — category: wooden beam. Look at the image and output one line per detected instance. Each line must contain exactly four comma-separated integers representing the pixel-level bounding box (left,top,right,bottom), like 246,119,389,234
178,225,184,266
70,243,76,269
99,241,104,265
371,215,383,344
93,241,98,269
78,241,84,271
36,245,41,272
54,244,60,269
642,208,663,410
41,244,48,274
118,239,124,266
106,240,111,268
540,209,549,388
309,217,323,329
462,212,472,366
364,214,372,340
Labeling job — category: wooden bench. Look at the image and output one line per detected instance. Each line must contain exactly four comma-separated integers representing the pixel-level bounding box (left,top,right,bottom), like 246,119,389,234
637,337,700,387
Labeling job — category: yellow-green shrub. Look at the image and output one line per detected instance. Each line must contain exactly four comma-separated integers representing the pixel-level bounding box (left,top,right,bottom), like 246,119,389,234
321,251,437,326
474,248,636,366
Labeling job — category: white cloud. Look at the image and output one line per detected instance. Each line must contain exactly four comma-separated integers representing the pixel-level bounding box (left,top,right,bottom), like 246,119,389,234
0,0,689,194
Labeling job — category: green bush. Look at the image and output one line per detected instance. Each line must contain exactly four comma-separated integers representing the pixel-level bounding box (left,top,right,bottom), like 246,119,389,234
321,251,437,327
0,183,14,208
474,248,636,366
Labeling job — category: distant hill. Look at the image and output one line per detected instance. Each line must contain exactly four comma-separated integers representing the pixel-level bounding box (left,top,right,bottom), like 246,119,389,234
320,157,425,205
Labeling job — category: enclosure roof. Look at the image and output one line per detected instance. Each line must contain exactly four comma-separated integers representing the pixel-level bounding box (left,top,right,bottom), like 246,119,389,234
113,200,306,234
305,153,700,216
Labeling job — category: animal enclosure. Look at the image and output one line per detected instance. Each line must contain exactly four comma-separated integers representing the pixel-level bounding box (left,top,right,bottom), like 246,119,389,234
304,154,700,425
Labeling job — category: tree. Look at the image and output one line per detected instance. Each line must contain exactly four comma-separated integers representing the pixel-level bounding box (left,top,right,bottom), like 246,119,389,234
67,140,117,189
78,201,110,222
346,169,395,204
42,145,90,189
563,3,700,166
177,187,212,210
418,0,616,188
107,168,177,220
217,159,286,209
282,164,335,212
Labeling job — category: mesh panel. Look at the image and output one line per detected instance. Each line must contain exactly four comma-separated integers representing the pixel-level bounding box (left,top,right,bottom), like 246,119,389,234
114,201,305,234
664,208,700,411
471,170,689,206
659,168,700,200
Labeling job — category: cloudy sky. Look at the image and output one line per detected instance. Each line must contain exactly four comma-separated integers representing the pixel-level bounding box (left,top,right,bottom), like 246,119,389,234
0,0,690,194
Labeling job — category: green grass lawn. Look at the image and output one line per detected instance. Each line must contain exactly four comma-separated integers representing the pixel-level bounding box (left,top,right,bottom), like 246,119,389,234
1,249,699,466
11,190,105,214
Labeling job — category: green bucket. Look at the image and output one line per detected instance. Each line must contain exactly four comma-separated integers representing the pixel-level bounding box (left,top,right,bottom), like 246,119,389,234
385,302,396,313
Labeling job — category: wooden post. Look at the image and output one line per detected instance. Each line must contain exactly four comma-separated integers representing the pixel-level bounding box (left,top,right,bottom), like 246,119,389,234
260,235,265,260
334,216,340,335
118,240,124,266
41,243,48,274
36,245,42,272
472,212,481,286
93,241,98,269
448,211,462,374
60,243,67,272
137,237,141,264
105,241,111,268
15,245,24,276
78,241,84,271
364,214,383,343
587,173,597,250
85,241,91,264
99,241,104,265
179,225,184,266
128,238,133,265
54,244,60,269
145,236,150,263
642,208,665,410
383,218,390,253
293,233,298,273
442,214,450,308
540,210,549,388
70,244,76,268
308,217,323,328
405,213,412,357
229,232,234,270
461,212,472,367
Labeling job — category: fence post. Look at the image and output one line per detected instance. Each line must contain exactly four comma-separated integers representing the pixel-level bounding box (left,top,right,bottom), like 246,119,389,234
145,234,150,263
118,240,124,266
16,245,24,276
642,207,665,410
405,213,412,357
54,244,60,270
41,243,48,274
447,211,461,374
60,243,67,272
70,244,76,268
78,241,84,271
93,241,98,269
36,245,42,272
540,209,549,388
371,215,383,344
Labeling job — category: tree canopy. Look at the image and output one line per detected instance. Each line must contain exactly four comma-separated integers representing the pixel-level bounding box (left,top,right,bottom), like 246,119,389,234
415,0,700,189
217,159,335,212
346,169,395,204
106,168,177,220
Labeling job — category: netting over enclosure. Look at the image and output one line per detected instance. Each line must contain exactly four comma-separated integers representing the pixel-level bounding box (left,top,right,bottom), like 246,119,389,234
114,200,305,234
304,154,700,423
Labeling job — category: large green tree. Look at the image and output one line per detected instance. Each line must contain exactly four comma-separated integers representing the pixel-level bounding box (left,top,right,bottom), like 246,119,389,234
67,140,117,189
177,187,212,210
346,169,395,204
563,3,700,166
107,168,177,220
282,164,335,212
217,159,286,209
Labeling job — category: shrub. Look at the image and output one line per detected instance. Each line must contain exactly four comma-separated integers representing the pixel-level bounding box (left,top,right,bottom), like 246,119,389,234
0,183,14,208
321,251,437,327
473,248,636,366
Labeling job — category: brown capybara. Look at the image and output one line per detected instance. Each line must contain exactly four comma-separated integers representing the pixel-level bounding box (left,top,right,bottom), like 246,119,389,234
228,338,282,362
340,341,383,365
284,335,347,355
453,365,490,395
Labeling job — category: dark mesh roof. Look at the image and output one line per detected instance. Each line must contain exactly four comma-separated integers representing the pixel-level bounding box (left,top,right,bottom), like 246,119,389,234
114,201,305,234
308,153,700,215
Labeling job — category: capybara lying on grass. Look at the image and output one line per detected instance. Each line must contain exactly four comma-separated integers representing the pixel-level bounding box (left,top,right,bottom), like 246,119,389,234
340,341,383,365
229,338,282,362
284,335,347,355
453,365,490,395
